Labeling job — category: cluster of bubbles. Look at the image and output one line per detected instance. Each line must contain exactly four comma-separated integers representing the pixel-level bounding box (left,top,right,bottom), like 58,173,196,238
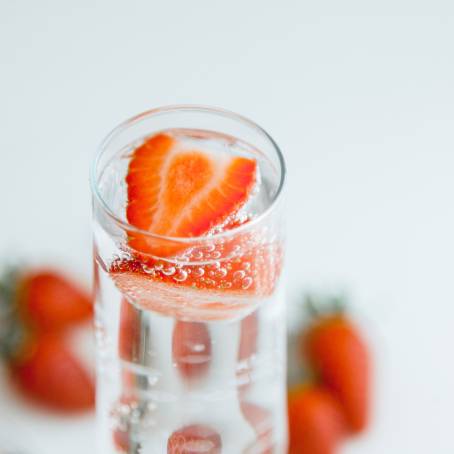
111,224,283,298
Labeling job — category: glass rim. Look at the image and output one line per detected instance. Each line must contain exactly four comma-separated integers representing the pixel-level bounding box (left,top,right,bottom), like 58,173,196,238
90,104,286,244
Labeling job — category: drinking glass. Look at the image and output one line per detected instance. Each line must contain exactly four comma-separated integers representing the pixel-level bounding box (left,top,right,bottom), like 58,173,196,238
91,105,287,453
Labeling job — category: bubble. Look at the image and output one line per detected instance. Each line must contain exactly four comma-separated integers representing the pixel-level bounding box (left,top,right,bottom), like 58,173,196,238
173,269,188,282
162,266,176,276
192,250,204,260
192,343,206,353
192,267,205,278
243,262,251,270
215,268,227,278
142,265,156,276
147,375,159,386
233,270,246,280
205,244,216,252
241,277,253,289
211,250,221,259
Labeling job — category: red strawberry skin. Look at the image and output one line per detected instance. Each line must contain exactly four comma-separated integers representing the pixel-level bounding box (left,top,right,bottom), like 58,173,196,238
19,270,93,331
303,316,371,434
288,385,345,454
10,334,95,411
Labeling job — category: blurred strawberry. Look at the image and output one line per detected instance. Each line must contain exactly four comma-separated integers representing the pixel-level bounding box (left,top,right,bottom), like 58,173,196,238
302,299,371,434
288,384,345,454
0,266,95,412
17,269,92,331
10,332,95,411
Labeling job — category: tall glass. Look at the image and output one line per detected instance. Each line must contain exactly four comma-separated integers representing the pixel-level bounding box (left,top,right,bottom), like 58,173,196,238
91,106,286,453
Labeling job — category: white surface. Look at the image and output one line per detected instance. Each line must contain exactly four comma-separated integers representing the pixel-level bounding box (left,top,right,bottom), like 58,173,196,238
1,1,454,453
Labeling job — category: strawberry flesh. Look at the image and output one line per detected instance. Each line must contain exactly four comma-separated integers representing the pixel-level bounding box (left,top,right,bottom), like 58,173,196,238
125,132,257,256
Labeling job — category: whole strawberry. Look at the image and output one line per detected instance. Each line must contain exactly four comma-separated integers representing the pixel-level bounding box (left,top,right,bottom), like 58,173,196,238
11,332,95,411
288,384,346,454
302,298,371,434
17,269,93,331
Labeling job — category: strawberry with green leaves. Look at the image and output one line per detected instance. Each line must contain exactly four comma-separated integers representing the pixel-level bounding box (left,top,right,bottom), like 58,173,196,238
301,296,371,434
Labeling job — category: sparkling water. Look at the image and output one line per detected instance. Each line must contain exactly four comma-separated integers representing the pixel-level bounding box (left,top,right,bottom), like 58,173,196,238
93,129,286,453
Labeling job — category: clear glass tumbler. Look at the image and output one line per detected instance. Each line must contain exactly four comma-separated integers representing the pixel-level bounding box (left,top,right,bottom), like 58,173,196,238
91,106,286,453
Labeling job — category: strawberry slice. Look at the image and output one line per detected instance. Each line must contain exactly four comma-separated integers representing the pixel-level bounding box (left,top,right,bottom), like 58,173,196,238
110,132,282,320
109,240,282,320
126,132,257,257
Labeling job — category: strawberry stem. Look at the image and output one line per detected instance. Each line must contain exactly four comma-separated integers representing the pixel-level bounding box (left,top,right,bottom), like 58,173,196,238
303,293,348,319
0,266,27,360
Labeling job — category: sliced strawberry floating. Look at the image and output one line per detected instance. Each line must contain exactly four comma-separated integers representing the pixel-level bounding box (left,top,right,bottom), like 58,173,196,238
109,242,282,320
109,132,282,320
126,132,257,257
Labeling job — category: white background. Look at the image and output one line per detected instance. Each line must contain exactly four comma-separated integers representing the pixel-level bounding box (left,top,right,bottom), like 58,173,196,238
1,1,454,453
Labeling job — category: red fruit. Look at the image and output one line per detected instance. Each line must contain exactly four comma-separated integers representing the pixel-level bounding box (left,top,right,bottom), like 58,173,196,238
172,321,211,380
288,385,345,454
18,270,92,331
108,240,282,321
168,425,221,454
110,240,280,295
11,333,95,411
303,315,370,434
125,132,257,257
